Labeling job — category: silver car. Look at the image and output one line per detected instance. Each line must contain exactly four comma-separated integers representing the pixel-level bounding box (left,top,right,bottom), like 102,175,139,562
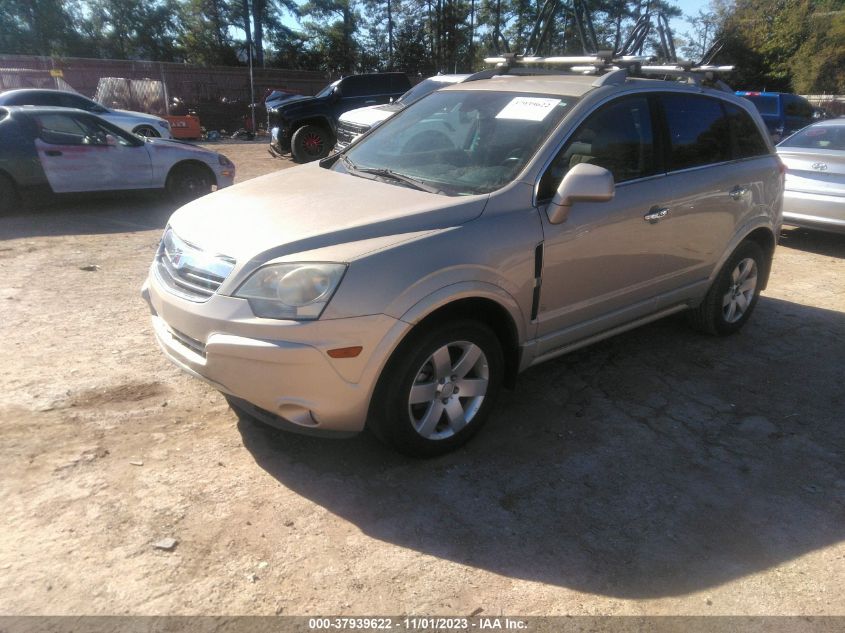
143,70,783,456
777,120,845,233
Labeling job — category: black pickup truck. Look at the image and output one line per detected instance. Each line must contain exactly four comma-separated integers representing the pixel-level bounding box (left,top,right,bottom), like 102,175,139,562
268,72,411,163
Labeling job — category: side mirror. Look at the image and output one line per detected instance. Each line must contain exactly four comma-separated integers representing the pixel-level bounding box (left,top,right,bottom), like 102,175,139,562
332,86,342,100
547,163,614,224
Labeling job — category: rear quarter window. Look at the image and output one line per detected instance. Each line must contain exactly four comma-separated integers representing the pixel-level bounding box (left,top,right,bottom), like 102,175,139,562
662,94,732,170
726,103,770,158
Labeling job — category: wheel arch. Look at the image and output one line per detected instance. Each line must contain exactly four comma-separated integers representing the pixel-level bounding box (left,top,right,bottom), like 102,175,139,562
743,226,777,290
399,294,523,389
166,159,217,187
291,116,334,137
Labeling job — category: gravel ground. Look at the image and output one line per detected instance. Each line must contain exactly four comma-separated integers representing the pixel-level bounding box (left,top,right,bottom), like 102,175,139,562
0,141,843,616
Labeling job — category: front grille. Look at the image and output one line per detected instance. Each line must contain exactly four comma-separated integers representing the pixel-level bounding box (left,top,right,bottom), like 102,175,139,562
155,229,235,301
336,122,371,148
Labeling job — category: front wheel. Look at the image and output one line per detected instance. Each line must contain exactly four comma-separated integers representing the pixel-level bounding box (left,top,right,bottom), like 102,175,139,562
291,124,331,162
165,163,214,202
368,320,504,457
688,240,766,335
134,125,161,138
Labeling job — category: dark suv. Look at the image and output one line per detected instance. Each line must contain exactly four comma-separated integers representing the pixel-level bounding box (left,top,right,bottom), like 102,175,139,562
269,73,411,162
736,91,814,142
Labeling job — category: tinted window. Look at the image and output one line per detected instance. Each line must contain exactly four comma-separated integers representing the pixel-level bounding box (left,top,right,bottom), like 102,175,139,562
389,74,411,92
369,74,392,93
744,95,778,115
58,93,97,111
784,95,813,118
726,104,769,158
779,124,845,150
538,95,655,199
663,94,731,170
340,76,371,97
10,91,62,106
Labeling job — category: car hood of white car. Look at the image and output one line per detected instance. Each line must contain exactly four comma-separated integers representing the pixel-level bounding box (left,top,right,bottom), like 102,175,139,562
338,103,401,128
167,161,488,264
109,109,167,123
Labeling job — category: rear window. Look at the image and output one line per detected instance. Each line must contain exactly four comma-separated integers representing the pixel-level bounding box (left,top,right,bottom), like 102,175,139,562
779,125,845,150
743,95,779,116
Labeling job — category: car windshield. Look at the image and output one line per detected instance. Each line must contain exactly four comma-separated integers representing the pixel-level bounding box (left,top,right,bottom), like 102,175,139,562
315,80,340,99
340,90,575,196
744,95,779,116
397,78,460,105
779,124,845,150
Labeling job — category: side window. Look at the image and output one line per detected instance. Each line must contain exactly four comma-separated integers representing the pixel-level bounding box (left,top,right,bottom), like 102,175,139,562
783,95,813,118
33,113,89,145
390,74,410,93
538,95,655,200
369,74,391,94
341,76,369,98
726,104,769,159
662,94,731,170
59,93,96,111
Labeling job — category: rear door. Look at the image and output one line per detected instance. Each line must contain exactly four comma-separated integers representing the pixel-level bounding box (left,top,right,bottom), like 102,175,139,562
652,93,778,306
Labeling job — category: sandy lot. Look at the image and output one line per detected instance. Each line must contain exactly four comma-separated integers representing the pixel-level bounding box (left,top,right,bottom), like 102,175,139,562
0,141,843,616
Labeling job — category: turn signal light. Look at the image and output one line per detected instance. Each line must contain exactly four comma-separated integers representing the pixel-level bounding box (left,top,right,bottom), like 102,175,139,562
327,346,363,359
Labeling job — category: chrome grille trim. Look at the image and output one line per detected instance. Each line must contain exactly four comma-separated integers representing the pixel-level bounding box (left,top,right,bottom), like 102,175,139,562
155,229,235,302
336,122,371,147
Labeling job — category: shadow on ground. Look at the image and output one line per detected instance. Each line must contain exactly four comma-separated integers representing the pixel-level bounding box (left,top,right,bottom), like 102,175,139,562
779,226,845,258
237,296,845,599
0,194,178,240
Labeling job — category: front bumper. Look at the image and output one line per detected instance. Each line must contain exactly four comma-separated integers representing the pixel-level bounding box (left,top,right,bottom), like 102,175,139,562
269,126,291,154
141,271,409,434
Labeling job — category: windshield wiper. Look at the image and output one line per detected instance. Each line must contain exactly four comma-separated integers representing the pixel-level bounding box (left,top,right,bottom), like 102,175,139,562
354,167,442,194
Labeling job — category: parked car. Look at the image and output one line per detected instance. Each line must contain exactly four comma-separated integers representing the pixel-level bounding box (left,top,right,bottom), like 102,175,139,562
0,89,173,139
334,74,471,151
736,91,814,142
144,69,782,457
268,72,411,162
777,120,845,233
0,106,234,213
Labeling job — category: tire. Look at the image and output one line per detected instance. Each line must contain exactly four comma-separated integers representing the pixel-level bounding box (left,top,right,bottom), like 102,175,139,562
0,173,18,215
688,240,766,335
134,125,161,138
165,163,215,203
291,124,331,163
368,320,504,457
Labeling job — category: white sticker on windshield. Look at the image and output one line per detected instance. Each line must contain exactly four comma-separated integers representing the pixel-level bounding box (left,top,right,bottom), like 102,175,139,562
495,97,561,121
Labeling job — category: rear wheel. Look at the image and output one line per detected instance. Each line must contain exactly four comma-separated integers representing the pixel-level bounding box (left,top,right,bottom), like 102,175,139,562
291,124,331,163
368,320,504,457
165,163,214,202
0,173,19,215
688,240,766,335
133,125,161,138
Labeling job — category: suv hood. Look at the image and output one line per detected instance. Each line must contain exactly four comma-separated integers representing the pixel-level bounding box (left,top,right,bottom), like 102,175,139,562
340,103,402,127
168,163,488,263
269,95,316,113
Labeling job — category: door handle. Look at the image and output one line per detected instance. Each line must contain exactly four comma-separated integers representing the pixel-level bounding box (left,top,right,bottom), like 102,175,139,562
729,185,748,200
643,207,669,223
46,150,63,156
364,100,377,104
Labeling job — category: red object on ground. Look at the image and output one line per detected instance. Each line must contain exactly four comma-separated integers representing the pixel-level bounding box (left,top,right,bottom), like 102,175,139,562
164,115,202,140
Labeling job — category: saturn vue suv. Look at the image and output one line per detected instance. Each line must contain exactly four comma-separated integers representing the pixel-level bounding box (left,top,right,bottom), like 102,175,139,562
143,69,783,457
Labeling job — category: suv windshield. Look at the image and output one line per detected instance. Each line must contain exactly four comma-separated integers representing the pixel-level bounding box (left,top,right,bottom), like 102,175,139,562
340,90,575,195
315,80,340,99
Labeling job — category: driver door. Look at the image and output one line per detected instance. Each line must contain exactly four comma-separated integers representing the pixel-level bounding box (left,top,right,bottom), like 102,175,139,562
533,95,679,355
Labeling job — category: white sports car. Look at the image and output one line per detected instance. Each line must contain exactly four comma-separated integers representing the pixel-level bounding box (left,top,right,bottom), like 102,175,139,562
0,88,174,139
0,106,235,213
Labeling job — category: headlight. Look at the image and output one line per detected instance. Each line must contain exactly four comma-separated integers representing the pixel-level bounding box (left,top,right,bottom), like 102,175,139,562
234,263,347,320
218,154,234,167
157,120,171,129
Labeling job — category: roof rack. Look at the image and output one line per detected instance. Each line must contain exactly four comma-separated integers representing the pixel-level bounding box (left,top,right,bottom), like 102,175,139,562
471,53,735,92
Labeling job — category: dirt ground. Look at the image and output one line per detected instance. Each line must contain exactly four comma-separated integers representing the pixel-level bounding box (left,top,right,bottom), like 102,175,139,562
0,140,843,616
